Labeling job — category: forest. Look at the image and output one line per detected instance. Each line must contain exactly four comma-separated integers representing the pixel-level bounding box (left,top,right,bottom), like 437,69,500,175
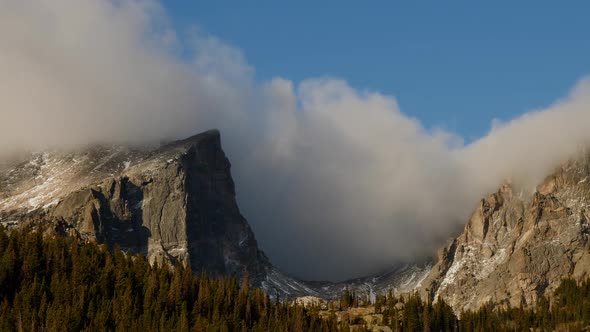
0,226,589,331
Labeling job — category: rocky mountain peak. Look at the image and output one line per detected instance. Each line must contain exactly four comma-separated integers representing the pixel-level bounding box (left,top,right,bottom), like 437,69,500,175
420,153,590,312
0,130,273,282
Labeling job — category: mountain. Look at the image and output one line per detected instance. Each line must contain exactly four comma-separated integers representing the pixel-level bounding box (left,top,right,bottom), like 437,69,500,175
418,154,590,312
3,129,590,311
0,131,278,289
0,129,421,299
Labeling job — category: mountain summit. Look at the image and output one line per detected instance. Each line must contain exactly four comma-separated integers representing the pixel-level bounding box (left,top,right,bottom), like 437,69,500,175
0,130,307,293
419,155,590,312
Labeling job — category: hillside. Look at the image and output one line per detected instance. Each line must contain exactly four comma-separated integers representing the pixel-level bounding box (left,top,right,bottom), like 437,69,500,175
419,154,590,312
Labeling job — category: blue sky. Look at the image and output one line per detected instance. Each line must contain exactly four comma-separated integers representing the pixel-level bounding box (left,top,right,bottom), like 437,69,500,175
163,1,590,141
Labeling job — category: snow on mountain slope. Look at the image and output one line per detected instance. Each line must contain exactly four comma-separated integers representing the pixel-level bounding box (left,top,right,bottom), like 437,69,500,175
420,154,590,312
0,146,144,217
266,262,433,301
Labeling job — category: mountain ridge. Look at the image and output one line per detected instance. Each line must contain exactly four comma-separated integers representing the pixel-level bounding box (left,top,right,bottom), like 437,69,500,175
2,130,590,311
1,130,274,285
418,154,590,312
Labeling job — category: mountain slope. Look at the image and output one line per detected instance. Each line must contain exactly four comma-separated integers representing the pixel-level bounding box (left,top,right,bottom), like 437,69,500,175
420,154,590,312
1,130,276,284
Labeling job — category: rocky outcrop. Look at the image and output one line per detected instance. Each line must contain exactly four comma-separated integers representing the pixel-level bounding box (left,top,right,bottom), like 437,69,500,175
420,155,590,312
0,130,270,283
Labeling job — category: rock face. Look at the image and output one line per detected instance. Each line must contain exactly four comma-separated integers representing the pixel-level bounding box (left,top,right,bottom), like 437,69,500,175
0,130,269,282
420,155,590,312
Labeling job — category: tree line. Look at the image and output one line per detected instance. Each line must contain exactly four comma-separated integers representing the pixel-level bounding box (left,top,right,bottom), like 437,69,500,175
0,227,343,331
0,225,589,331
348,276,590,331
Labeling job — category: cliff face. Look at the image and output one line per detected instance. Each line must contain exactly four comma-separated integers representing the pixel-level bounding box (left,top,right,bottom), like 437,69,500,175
0,130,269,282
420,155,590,312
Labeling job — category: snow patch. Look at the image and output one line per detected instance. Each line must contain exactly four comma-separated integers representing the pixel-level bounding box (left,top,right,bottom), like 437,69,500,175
42,199,60,209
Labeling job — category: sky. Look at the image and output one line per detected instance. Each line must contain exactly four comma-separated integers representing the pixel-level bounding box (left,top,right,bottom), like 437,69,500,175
2,0,590,281
164,1,590,141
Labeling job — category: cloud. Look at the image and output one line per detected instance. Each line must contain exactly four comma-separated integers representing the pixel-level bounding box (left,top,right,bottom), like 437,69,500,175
1,0,590,280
